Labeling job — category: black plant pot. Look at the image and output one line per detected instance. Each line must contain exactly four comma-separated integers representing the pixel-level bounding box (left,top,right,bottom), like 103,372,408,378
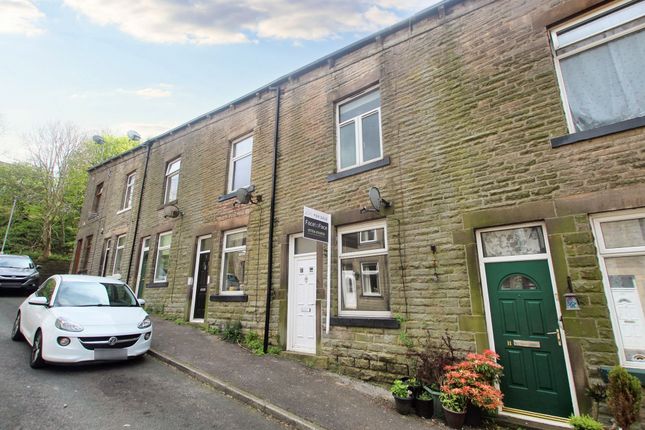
443,406,466,429
428,387,444,420
415,397,434,419
465,403,483,427
393,394,414,415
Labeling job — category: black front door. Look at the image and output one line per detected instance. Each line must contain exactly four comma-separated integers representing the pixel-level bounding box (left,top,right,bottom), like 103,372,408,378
193,251,209,320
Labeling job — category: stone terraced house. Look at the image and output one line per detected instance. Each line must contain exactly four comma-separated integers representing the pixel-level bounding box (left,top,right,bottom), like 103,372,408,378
73,0,645,426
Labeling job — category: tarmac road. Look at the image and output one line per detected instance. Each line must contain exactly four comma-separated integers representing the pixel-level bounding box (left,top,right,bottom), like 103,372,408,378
0,292,287,430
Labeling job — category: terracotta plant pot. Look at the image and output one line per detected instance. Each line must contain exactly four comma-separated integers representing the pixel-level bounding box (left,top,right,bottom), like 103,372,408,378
442,406,466,429
428,387,444,420
393,394,414,415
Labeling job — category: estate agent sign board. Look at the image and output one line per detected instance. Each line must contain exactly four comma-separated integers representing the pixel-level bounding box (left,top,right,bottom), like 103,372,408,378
303,206,331,243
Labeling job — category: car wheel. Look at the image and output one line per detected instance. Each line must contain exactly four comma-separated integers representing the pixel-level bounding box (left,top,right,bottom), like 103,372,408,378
10,312,23,341
30,330,45,369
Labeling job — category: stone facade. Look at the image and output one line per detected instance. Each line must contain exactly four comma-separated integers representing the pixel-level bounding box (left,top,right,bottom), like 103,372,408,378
74,0,645,425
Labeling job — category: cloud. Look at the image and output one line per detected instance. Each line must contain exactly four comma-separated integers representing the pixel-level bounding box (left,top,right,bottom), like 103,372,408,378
69,85,173,100
62,0,436,45
0,0,45,37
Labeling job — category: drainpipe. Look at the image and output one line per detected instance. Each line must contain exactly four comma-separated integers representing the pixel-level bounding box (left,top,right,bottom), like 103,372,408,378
125,142,152,285
263,87,281,353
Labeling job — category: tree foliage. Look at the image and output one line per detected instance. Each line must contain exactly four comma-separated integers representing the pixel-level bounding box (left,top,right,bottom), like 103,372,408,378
0,124,139,260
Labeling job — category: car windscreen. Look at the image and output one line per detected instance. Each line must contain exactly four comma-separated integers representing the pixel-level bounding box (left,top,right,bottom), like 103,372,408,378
54,281,138,307
0,256,33,269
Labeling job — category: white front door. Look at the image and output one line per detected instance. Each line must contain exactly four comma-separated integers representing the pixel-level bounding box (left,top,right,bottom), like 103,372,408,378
288,235,317,354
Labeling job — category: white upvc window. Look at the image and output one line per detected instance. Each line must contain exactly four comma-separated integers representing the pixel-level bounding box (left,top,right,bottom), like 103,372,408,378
164,158,181,204
591,209,645,369
228,136,253,192
112,234,126,276
220,228,247,295
154,231,172,283
337,220,390,317
120,172,136,211
551,0,645,133
336,88,383,171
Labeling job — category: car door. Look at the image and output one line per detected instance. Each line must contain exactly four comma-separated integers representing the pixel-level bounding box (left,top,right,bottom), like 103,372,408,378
22,278,56,342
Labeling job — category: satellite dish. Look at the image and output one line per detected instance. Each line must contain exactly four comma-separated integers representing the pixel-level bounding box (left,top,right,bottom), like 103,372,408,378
127,130,141,141
92,135,105,145
368,187,391,211
163,205,182,218
236,187,251,205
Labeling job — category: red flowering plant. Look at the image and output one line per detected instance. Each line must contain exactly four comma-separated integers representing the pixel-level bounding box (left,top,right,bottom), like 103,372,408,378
440,349,504,413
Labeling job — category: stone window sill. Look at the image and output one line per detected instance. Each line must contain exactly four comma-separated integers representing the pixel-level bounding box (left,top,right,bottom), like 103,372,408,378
599,366,645,386
210,294,248,302
327,156,390,182
147,282,168,289
330,316,399,329
551,116,645,148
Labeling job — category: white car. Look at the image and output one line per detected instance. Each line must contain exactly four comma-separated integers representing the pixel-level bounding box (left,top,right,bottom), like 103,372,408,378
11,274,152,368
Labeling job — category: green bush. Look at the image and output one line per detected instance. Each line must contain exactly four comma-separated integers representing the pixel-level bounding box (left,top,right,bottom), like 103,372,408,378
390,379,410,398
569,414,604,430
243,331,264,356
607,366,642,430
221,320,243,343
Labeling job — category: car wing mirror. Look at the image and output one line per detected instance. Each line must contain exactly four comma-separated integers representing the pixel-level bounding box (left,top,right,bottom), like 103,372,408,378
137,299,146,307
28,297,49,306
36,265,42,270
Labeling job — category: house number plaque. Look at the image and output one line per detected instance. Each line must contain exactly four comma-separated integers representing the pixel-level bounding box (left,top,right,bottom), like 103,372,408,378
513,339,541,348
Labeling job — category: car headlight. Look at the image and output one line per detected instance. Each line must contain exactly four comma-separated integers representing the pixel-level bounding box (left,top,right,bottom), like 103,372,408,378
55,317,84,332
138,316,152,329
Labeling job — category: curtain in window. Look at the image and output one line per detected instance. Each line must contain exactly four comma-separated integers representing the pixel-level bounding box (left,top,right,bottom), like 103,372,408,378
560,30,645,131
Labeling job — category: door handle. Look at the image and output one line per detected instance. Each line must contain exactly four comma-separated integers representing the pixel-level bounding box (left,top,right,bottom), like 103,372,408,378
547,329,562,346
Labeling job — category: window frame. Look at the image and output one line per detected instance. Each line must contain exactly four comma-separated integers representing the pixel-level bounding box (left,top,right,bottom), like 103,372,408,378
119,172,136,212
91,182,104,213
550,0,645,133
335,87,383,172
360,261,382,297
227,135,253,193
219,228,247,296
112,234,126,277
591,209,645,369
154,231,173,283
337,220,390,317
164,158,181,204
100,238,112,277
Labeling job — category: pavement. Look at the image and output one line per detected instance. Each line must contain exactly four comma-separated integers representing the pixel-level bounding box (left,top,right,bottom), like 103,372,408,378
149,316,442,430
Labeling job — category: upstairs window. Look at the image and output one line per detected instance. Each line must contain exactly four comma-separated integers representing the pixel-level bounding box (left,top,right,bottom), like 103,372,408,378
91,182,103,214
164,158,181,204
121,172,136,211
551,1,645,132
336,89,382,171
228,136,253,192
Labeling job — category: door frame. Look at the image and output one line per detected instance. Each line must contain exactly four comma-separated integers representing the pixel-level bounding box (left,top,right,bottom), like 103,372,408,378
190,234,211,323
134,236,150,297
475,221,579,423
287,233,317,354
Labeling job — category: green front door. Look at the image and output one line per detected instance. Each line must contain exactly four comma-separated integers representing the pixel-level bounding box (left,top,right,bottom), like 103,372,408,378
485,260,573,418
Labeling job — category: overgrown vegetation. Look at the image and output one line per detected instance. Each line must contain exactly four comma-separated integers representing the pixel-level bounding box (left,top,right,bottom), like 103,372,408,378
0,126,138,260
569,414,604,430
221,320,243,343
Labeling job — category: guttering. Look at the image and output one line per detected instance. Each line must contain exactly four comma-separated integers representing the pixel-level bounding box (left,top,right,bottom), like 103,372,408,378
124,141,152,286
263,87,281,353
87,0,458,173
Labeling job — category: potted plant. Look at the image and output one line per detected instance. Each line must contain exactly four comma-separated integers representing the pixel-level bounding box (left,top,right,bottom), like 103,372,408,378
390,379,414,415
441,351,504,427
440,391,467,429
415,387,434,419
607,365,642,430
410,331,458,420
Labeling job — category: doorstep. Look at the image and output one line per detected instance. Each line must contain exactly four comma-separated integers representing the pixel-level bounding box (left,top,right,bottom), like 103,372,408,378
281,351,329,369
